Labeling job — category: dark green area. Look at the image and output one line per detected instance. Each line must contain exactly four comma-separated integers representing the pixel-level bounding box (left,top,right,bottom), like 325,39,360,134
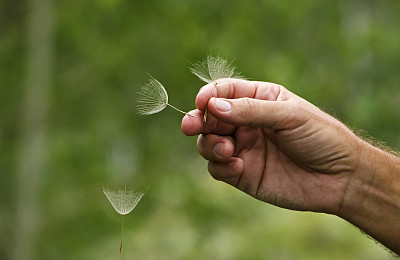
0,0,398,259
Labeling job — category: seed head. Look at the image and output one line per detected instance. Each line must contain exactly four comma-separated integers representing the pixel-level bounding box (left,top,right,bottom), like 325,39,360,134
136,76,168,115
103,187,146,215
190,55,245,83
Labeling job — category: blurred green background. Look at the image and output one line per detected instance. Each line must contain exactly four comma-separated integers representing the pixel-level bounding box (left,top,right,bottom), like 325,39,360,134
1,0,399,259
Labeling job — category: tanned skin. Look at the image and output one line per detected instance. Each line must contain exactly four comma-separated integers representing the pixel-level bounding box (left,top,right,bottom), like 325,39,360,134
181,79,400,255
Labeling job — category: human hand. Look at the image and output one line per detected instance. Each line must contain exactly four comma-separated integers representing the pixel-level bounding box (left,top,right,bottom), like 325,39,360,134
181,79,363,214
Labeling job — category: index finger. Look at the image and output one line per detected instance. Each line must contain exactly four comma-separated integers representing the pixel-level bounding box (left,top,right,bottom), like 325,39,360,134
195,78,284,111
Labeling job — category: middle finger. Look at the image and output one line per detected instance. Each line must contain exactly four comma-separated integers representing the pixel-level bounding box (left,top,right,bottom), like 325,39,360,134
197,134,235,162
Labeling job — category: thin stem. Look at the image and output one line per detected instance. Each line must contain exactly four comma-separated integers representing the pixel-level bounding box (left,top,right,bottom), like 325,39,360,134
167,103,196,118
120,184,125,254
120,215,123,255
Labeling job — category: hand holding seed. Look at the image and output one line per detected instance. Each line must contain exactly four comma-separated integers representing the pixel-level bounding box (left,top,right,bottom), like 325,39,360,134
182,78,362,213
182,78,400,254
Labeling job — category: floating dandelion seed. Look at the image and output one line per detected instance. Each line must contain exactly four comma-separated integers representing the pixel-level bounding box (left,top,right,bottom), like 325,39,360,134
136,75,196,117
103,186,147,254
190,55,245,121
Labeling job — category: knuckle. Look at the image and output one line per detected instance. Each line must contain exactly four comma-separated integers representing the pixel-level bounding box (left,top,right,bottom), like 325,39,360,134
241,98,255,115
198,134,221,160
270,84,282,99
208,162,225,181
239,98,260,127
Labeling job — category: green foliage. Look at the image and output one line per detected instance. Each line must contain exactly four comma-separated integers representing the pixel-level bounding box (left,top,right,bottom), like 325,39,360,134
0,0,399,259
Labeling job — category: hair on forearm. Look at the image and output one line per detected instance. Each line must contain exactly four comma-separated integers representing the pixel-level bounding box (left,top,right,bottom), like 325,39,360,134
349,127,400,158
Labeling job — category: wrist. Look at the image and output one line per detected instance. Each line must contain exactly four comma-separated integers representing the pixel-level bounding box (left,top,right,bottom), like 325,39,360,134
338,141,400,253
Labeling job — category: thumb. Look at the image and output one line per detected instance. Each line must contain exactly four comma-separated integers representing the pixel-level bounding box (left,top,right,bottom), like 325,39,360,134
207,97,294,130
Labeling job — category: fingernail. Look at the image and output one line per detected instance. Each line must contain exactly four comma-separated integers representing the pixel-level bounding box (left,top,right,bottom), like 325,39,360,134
215,99,231,112
214,143,224,157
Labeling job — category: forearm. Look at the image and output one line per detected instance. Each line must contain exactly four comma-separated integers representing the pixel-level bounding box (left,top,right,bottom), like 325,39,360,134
338,141,400,254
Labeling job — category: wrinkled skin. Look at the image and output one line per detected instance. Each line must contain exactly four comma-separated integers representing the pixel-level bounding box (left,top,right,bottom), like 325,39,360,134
181,79,362,214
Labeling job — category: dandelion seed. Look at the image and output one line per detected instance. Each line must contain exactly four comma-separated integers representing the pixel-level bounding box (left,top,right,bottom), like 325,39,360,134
103,186,147,254
190,55,245,84
136,75,196,118
190,55,245,122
